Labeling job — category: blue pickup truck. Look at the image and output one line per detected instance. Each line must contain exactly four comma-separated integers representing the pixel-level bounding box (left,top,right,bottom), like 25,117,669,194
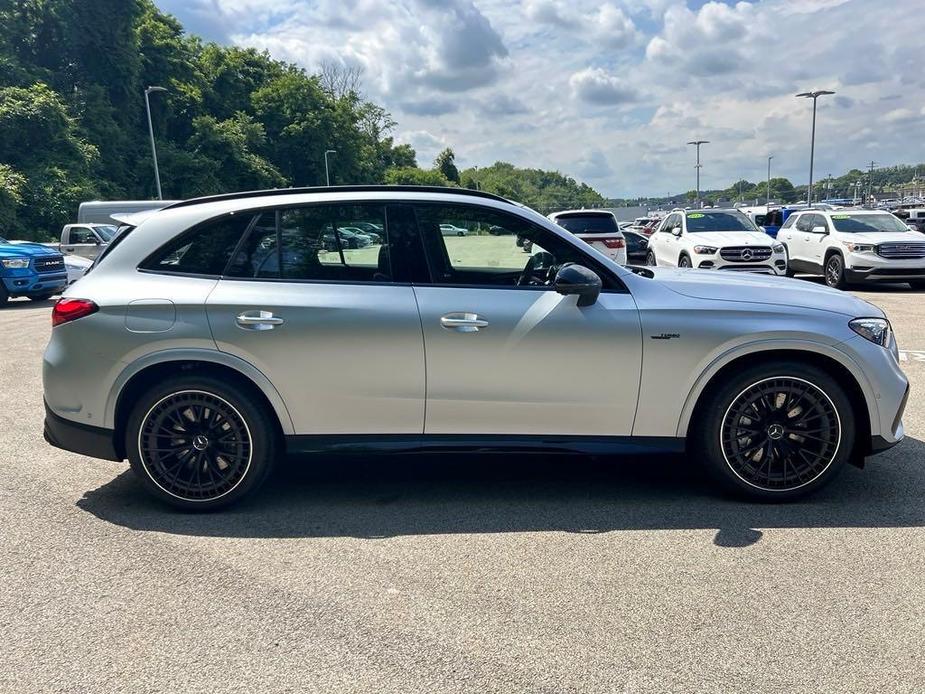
0,235,69,305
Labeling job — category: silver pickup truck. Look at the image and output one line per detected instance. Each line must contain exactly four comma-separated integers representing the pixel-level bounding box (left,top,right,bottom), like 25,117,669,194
58,223,118,260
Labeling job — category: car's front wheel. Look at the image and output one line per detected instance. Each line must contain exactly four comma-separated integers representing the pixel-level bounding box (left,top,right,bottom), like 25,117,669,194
693,361,855,501
678,254,692,268
125,375,278,511
645,251,657,267
824,253,847,289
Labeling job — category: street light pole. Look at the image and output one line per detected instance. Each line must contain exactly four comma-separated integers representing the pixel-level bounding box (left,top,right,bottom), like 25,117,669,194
796,89,835,205
687,140,709,207
144,86,168,200
324,149,336,186
766,154,773,207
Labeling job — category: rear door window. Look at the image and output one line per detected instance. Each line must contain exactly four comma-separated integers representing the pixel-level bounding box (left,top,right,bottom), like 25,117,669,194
226,204,392,283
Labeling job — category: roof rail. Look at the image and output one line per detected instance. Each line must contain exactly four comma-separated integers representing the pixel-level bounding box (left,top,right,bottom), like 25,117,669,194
161,185,509,211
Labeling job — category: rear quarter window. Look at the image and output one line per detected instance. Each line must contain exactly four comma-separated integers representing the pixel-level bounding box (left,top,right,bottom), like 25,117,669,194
140,213,254,276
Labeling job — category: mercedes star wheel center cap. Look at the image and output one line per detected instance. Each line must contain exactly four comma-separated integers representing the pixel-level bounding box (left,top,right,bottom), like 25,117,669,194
192,434,210,451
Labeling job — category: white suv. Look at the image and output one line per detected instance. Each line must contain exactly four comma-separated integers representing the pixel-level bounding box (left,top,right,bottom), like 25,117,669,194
547,210,627,264
646,209,787,275
778,209,925,289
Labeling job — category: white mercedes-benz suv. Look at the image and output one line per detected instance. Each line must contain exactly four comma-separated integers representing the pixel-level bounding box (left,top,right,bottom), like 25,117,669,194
777,208,925,289
647,208,787,275
42,186,908,510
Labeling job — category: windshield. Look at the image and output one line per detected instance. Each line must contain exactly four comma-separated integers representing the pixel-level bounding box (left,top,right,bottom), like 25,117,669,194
829,213,911,234
555,214,618,235
685,211,758,233
93,225,118,241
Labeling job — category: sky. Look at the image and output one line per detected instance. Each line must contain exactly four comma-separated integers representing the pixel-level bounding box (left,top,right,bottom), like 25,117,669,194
153,0,924,198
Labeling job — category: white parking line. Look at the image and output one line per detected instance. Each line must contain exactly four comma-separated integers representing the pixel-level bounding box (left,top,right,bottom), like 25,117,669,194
898,350,925,362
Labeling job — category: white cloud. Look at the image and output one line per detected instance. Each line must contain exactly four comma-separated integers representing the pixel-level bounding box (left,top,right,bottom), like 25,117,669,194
569,67,638,105
158,0,925,198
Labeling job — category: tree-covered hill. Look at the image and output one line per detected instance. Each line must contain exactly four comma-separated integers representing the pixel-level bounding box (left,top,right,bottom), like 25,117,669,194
0,0,610,240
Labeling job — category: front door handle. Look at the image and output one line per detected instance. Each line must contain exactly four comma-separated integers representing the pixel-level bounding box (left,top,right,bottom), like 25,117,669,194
440,312,489,333
236,310,284,331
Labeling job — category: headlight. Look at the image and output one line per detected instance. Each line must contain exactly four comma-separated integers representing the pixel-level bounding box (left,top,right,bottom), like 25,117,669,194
1,258,30,269
772,243,785,253
842,241,875,253
849,317,892,348
693,245,717,254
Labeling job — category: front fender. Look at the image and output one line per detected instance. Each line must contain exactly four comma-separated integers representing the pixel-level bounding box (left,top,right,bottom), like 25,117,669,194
674,338,878,438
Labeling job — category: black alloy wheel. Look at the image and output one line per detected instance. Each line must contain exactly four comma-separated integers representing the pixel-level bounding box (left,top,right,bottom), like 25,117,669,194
126,375,277,510
678,254,692,268
138,390,252,501
720,377,841,492
646,251,657,266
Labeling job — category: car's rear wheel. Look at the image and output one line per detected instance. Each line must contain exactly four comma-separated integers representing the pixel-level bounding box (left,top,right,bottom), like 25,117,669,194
824,253,847,289
693,361,855,501
125,375,277,511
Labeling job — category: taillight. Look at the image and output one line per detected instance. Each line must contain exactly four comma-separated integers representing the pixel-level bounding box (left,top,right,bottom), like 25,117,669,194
601,237,626,249
52,298,98,327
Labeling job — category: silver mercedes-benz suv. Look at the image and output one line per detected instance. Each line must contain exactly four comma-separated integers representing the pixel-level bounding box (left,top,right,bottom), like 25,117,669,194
43,186,909,510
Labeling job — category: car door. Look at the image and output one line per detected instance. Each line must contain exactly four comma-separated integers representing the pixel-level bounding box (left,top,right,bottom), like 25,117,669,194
788,213,813,264
805,214,830,268
206,202,426,435
409,202,642,437
651,214,676,266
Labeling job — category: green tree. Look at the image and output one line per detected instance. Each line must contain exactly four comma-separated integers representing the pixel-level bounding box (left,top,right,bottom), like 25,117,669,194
384,166,451,186
434,147,459,183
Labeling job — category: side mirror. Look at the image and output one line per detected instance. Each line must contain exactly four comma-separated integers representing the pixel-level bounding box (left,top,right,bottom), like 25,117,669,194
812,226,828,235
758,225,767,234
908,224,917,232
671,227,682,237
554,264,602,307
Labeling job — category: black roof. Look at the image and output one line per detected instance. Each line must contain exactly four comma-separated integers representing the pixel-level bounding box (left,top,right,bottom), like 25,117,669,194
162,185,508,211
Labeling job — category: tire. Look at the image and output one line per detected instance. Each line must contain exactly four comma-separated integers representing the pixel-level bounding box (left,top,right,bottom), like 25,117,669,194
125,375,278,511
783,247,796,277
456,231,465,237
909,281,925,290
824,253,847,289
0,284,7,306
28,293,55,302
692,361,855,501
678,254,692,268
645,251,657,267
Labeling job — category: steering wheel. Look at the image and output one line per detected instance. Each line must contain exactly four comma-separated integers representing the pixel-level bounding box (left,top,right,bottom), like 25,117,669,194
517,251,557,286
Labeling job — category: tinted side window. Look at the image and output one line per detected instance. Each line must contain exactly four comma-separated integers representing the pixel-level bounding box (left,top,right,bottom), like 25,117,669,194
226,204,390,283
795,214,813,232
413,203,617,289
141,213,254,276
780,213,798,229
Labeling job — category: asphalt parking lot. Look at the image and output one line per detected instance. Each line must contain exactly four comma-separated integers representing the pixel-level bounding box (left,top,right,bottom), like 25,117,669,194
1,284,923,693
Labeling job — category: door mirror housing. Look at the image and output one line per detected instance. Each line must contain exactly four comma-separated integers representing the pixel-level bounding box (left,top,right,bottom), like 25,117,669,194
811,225,828,234
671,226,682,237
554,264,602,307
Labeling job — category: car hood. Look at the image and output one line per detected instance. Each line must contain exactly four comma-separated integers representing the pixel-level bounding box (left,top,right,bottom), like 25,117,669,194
842,231,925,244
686,231,773,246
0,242,61,258
653,268,881,317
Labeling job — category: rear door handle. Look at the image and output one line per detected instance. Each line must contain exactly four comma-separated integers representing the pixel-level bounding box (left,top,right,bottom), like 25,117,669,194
236,310,284,331
440,312,488,332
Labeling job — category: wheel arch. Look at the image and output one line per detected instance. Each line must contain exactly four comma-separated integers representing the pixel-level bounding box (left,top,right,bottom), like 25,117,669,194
107,350,294,459
679,344,875,461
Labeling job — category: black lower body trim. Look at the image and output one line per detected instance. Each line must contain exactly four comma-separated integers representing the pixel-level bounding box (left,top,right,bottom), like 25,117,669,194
285,434,685,456
44,402,122,461
869,435,902,454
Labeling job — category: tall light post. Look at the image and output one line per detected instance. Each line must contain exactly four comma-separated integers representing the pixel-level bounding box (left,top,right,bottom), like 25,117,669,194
144,86,168,200
795,89,835,205
766,154,773,207
324,149,336,186
687,140,709,207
